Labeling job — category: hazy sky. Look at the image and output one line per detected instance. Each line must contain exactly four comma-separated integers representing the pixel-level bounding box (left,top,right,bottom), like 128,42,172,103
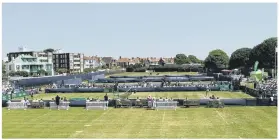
2,3,277,59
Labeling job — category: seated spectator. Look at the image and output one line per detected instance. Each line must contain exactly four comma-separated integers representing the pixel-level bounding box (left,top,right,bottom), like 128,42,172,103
64,97,67,101
158,97,163,102
164,97,169,102
211,95,215,99
25,99,31,106
21,99,25,103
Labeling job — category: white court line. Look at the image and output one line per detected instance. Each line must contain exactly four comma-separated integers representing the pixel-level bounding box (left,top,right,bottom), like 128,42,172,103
160,111,166,137
69,108,112,138
214,109,229,124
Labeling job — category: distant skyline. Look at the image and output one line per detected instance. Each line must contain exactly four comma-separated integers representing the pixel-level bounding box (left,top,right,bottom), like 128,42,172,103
2,3,277,60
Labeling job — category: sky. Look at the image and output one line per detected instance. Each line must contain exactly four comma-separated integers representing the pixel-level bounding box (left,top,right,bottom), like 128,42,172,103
2,3,277,60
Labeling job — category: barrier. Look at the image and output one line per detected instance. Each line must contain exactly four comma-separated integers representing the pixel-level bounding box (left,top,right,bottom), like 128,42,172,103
155,101,178,110
7,102,27,110
2,98,277,107
49,102,70,110
86,101,108,110
45,86,221,93
13,70,125,87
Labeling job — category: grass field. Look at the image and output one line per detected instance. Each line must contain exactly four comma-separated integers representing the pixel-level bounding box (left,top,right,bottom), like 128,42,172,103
2,107,277,138
109,72,198,76
17,91,253,100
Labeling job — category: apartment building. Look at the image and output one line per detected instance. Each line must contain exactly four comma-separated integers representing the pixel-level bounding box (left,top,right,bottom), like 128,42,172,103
6,54,54,76
84,56,102,69
53,53,84,73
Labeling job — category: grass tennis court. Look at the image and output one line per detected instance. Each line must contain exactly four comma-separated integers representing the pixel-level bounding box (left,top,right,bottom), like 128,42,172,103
2,107,277,138
109,72,198,76
17,91,253,100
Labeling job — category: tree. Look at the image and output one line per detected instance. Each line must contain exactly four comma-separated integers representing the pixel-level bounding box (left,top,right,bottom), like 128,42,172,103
84,68,96,73
188,55,200,64
2,61,6,75
56,68,68,74
12,71,29,77
174,54,190,64
158,58,165,66
37,69,47,76
249,37,277,69
43,48,55,53
204,49,229,72
229,48,252,69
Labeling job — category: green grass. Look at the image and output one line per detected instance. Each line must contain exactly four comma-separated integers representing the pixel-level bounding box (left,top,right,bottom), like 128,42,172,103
109,72,198,76
17,91,253,100
2,107,277,138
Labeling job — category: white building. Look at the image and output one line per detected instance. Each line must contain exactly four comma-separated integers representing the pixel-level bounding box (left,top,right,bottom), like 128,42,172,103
6,54,54,76
84,56,102,69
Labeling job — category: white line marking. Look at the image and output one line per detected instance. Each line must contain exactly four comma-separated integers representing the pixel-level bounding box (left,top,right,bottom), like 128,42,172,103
84,125,91,127
162,111,166,123
69,108,112,138
160,111,166,137
214,109,229,124
75,131,83,133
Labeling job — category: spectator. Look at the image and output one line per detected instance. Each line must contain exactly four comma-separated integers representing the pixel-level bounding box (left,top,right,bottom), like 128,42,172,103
55,95,60,110
104,94,108,101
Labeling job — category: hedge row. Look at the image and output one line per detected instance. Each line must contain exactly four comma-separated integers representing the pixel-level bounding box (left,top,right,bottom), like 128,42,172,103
126,64,204,72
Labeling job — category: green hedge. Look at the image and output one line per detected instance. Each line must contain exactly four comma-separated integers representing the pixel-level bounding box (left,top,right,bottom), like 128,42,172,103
148,64,203,72
126,64,204,72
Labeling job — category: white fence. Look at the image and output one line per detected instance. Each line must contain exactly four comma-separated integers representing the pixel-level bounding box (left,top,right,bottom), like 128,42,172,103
86,101,108,110
7,102,27,110
49,102,70,110
155,101,178,110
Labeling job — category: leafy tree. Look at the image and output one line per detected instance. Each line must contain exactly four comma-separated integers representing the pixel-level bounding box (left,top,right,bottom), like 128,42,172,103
43,48,55,53
10,71,29,77
158,58,165,66
2,61,6,75
37,69,47,76
188,55,200,63
56,68,68,74
174,54,190,64
204,49,229,72
229,48,252,69
84,68,97,73
101,65,108,69
249,37,277,69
